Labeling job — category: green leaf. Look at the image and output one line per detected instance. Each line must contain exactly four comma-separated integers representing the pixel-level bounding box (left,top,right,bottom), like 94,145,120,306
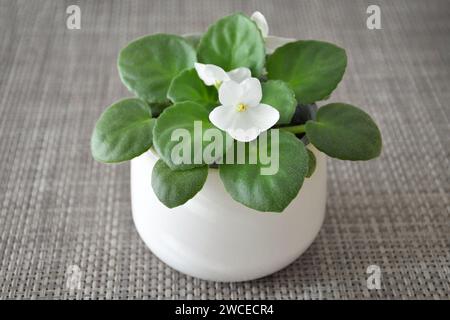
91,98,155,163
305,103,382,160
118,34,196,104
153,101,230,170
261,80,297,124
167,68,218,111
219,130,308,212
184,34,202,49
151,160,208,208
306,149,316,178
266,40,347,104
197,13,265,76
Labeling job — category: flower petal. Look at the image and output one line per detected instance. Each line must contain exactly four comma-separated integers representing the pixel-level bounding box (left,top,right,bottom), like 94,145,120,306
246,103,280,132
227,127,261,142
209,105,271,142
227,67,251,83
250,11,269,38
218,80,243,107
208,105,236,131
222,103,280,142
265,36,295,54
240,78,262,107
194,62,229,86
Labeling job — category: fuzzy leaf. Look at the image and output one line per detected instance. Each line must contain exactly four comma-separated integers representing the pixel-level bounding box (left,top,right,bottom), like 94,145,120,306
305,149,316,178
167,68,218,111
219,130,308,212
91,98,154,163
118,34,196,103
152,160,208,208
197,13,265,76
306,103,382,160
267,40,347,104
153,101,230,170
261,80,297,124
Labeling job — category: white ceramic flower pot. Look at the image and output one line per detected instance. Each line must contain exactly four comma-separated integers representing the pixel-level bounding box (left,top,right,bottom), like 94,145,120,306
131,144,327,282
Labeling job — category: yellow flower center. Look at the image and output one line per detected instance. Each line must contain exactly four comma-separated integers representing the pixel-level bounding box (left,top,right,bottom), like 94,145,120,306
214,80,222,89
236,103,248,112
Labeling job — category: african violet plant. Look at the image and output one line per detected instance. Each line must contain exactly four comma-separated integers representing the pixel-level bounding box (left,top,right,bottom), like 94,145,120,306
91,12,382,212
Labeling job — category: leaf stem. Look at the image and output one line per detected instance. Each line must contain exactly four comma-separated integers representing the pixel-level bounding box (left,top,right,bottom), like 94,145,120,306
278,124,306,134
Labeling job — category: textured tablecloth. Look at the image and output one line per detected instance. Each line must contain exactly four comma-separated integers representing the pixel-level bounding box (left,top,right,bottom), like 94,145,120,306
0,0,449,300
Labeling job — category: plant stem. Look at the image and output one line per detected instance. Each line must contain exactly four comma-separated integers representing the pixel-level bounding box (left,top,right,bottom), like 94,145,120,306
278,124,306,134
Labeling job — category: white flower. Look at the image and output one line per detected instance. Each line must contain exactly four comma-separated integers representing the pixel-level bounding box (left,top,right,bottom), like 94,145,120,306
250,11,269,38
209,78,280,142
250,11,295,54
194,62,251,87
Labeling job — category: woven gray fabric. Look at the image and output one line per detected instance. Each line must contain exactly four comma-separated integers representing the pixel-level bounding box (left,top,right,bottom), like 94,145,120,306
0,0,449,300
